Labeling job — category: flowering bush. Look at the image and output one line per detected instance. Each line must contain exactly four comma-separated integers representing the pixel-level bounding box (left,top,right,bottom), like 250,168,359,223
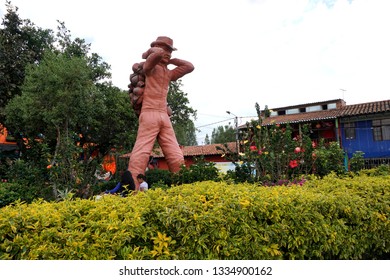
232,103,317,184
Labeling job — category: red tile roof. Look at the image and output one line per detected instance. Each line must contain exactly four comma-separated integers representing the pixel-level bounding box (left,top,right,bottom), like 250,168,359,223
239,99,390,127
262,109,340,125
340,99,390,116
178,142,237,157
121,142,237,158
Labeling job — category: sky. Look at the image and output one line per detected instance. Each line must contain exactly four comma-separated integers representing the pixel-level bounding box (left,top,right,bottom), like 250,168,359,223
1,0,390,144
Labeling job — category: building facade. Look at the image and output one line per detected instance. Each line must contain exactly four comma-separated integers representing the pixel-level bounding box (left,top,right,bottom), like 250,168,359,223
122,99,390,171
245,99,390,167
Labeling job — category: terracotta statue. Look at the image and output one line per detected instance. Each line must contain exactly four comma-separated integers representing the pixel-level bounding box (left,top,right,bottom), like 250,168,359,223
127,36,194,190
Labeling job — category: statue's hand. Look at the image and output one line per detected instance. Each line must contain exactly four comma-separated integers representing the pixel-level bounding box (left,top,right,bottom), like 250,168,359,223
142,47,164,59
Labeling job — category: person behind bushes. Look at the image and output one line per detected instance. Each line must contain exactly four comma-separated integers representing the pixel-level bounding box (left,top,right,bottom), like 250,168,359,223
137,174,148,192
105,170,135,196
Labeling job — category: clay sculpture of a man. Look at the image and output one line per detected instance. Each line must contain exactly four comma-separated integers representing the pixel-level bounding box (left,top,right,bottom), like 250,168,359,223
127,36,194,190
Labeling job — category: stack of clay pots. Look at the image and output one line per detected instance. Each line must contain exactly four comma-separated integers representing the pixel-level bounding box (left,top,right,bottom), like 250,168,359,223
128,62,145,117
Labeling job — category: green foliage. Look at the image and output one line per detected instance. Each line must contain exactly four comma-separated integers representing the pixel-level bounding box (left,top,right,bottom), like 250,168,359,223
0,1,53,122
145,159,222,189
314,141,345,177
172,119,198,146
375,164,390,176
358,165,390,177
211,125,236,144
237,104,316,183
54,21,111,83
145,168,173,189
0,183,35,208
204,134,210,145
225,162,256,184
167,80,197,146
4,26,138,195
233,103,347,183
349,151,365,172
173,157,220,184
1,158,52,207
5,140,53,199
0,174,389,260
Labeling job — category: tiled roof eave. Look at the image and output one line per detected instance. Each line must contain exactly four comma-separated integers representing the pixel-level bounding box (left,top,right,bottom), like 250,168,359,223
266,116,338,125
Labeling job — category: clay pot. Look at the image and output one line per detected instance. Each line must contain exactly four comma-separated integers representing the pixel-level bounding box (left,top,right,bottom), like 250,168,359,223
137,81,145,88
132,63,140,72
133,87,144,96
130,74,139,85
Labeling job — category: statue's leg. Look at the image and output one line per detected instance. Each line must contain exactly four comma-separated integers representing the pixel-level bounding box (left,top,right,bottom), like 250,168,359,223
157,113,185,173
128,111,160,189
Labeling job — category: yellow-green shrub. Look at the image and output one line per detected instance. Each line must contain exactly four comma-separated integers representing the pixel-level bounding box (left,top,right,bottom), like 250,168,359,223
0,174,389,260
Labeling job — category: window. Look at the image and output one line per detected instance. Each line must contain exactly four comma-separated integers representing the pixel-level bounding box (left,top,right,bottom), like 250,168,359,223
344,122,356,140
286,108,300,114
307,105,322,112
372,118,390,141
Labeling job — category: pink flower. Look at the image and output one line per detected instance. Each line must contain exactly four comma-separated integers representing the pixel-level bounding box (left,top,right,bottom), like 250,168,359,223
250,145,257,151
294,147,301,153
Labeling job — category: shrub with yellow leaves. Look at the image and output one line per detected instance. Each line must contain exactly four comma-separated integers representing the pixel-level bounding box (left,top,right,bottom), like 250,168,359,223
0,173,389,260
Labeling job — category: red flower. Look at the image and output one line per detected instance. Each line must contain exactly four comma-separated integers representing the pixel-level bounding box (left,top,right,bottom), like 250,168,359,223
289,160,298,168
294,147,301,153
250,145,257,151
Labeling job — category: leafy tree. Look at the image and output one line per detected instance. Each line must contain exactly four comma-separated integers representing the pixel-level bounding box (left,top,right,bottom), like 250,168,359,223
78,83,138,156
0,1,53,122
173,120,198,146
54,21,111,83
211,125,236,144
204,134,210,145
167,80,197,146
5,45,137,198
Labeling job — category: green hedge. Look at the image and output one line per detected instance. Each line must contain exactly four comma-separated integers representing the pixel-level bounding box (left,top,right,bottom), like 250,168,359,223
0,173,389,260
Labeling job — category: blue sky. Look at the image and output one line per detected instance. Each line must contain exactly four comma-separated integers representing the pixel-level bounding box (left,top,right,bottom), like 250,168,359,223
1,0,390,144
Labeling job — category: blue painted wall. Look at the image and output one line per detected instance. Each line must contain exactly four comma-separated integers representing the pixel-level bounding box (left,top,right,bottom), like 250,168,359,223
341,120,390,158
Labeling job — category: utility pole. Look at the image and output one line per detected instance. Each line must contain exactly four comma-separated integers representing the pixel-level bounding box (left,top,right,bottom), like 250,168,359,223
226,111,239,158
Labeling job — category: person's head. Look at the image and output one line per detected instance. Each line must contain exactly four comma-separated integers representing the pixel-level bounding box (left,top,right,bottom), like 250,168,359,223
137,173,146,182
121,170,135,190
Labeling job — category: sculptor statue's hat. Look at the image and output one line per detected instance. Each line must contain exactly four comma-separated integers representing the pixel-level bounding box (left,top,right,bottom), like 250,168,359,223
150,36,177,51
